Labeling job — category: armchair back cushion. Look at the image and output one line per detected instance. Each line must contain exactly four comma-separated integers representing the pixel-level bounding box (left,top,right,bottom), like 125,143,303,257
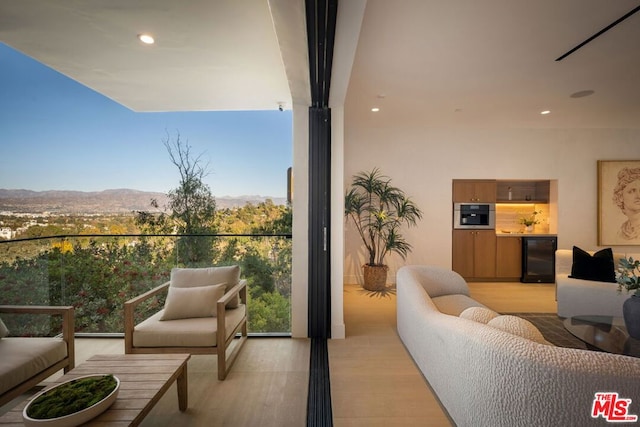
160,283,226,321
171,266,241,308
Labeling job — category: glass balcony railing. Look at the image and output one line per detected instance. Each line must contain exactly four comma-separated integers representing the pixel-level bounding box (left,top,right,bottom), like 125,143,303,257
0,234,292,336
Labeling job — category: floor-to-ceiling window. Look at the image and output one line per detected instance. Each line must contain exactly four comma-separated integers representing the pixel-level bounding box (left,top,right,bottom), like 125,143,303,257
0,42,294,335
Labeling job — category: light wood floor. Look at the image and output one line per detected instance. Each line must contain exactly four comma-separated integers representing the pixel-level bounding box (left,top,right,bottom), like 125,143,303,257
329,281,557,427
1,281,556,426
0,338,310,427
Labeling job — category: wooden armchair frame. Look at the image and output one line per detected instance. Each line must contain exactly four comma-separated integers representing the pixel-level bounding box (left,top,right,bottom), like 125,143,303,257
124,280,248,380
0,305,75,407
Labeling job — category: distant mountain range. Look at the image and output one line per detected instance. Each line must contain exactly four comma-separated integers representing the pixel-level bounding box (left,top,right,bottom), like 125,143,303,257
0,189,287,214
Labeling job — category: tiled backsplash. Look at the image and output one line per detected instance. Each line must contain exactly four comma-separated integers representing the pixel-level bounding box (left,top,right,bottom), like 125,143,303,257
495,203,550,233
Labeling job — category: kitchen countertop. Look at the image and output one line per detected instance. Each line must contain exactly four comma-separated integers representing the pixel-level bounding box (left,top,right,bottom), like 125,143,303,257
495,231,557,237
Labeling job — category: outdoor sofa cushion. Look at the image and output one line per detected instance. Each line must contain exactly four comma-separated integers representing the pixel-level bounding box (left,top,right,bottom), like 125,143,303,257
0,337,68,396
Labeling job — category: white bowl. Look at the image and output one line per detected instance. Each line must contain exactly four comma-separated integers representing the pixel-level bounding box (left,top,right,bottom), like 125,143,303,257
23,374,120,427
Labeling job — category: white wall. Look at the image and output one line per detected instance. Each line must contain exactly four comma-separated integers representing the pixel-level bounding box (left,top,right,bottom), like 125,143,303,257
342,125,640,284
331,106,346,339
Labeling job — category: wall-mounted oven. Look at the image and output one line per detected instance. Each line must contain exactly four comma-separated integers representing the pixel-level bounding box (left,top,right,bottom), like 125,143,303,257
453,203,495,229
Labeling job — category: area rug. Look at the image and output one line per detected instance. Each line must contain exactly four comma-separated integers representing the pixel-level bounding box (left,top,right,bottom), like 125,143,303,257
506,313,587,350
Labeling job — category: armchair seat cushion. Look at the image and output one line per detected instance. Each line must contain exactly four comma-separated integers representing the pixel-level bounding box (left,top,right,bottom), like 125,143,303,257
133,304,246,348
0,338,68,396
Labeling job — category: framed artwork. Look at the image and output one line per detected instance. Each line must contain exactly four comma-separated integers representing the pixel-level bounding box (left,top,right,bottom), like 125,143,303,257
598,160,640,245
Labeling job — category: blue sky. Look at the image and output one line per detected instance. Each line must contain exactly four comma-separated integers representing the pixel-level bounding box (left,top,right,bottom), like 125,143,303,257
0,43,292,197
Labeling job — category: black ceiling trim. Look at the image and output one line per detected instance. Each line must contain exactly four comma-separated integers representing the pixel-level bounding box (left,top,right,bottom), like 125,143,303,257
556,5,640,61
306,0,338,107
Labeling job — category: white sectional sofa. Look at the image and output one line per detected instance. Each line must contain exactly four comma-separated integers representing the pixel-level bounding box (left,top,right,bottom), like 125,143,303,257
556,249,636,318
396,265,640,427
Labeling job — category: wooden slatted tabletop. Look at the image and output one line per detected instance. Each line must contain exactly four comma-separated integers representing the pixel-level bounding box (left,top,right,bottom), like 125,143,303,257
0,353,190,427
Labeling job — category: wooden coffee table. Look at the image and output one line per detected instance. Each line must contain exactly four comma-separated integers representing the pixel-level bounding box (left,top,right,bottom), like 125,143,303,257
0,353,190,426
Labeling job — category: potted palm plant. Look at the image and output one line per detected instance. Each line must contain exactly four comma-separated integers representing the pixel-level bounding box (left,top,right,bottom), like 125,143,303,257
345,168,422,291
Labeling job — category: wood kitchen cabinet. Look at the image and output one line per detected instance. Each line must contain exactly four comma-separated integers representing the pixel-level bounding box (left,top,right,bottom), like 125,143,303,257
496,236,522,279
496,180,550,203
453,180,497,202
452,230,496,279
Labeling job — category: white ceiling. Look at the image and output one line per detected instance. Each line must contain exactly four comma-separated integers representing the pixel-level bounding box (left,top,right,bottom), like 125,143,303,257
0,0,303,112
2,0,640,128
348,0,640,128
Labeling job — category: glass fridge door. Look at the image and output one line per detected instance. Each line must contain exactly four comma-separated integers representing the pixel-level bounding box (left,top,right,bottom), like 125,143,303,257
521,237,557,283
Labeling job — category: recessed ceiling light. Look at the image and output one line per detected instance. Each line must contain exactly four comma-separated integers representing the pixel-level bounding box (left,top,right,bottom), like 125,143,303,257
138,34,155,45
540,110,551,115
371,107,380,112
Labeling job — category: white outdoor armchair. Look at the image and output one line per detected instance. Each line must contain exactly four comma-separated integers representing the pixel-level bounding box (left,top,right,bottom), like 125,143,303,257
124,266,248,380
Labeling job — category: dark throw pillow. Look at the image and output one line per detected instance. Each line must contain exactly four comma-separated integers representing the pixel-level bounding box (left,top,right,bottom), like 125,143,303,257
569,246,616,283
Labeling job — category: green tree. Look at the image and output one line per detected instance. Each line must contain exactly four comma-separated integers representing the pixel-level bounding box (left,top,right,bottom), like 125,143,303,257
241,246,275,295
137,131,217,265
248,288,291,333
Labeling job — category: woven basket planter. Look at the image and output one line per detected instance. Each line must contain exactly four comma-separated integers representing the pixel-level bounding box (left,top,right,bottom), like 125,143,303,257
363,264,388,291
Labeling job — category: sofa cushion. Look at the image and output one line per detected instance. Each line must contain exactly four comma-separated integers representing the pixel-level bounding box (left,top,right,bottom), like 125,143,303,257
160,283,226,321
134,304,246,348
0,318,8,338
569,246,615,283
171,266,241,308
0,338,68,396
459,306,500,324
487,315,550,345
431,294,486,316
